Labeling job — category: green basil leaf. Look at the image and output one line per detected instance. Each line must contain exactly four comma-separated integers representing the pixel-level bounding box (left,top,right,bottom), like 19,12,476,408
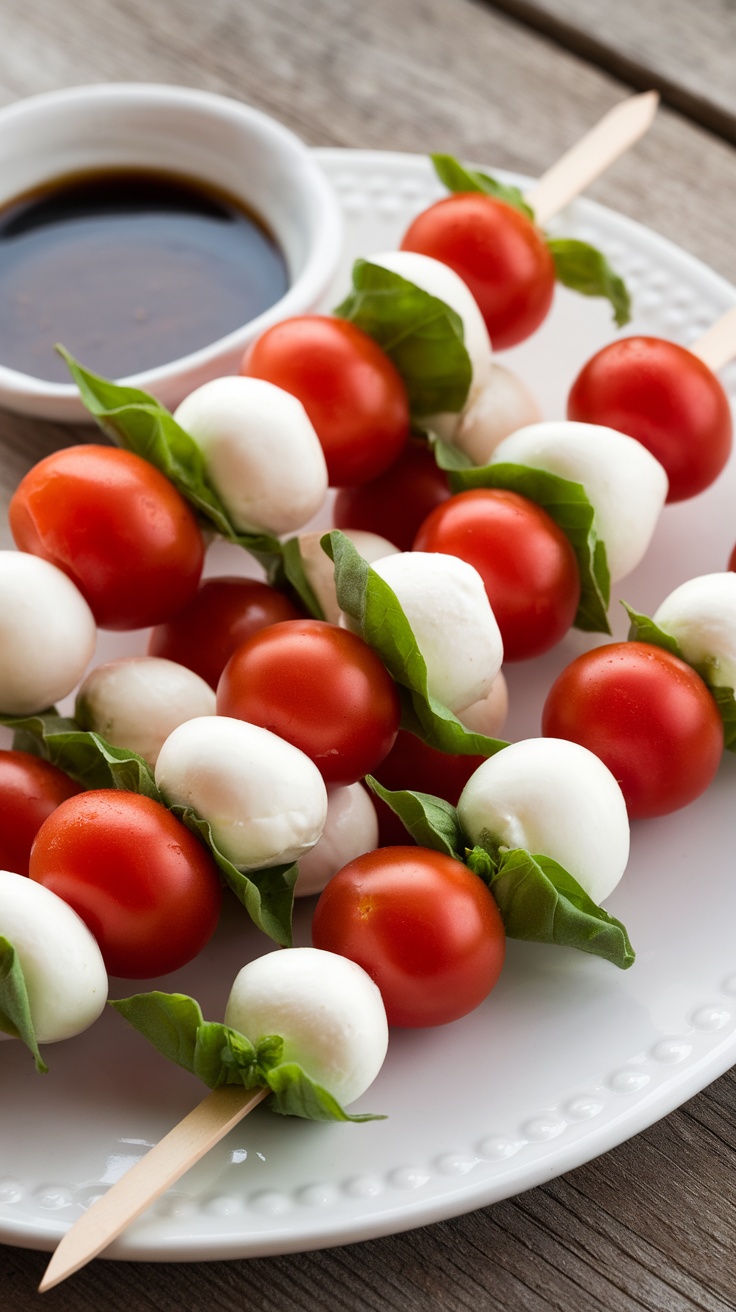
169,805,297,947
58,347,283,573
365,776,464,857
0,936,48,1073
0,712,162,799
434,446,611,634
275,536,327,620
431,153,535,220
546,238,631,328
481,848,635,969
192,1022,261,1089
109,991,202,1072
334,260,472,417
265,1062,385,1122
706,683,736,752
323,530,508,757
623,602,684,656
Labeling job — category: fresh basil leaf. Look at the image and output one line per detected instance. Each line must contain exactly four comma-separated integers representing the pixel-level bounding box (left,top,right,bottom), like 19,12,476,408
109,991,202,1072
706,683,736,752
192,1022,261,1089
365,776,464,857
478,847,635,969
431,153,535,220
546,238,631,328
275,536,327,620
0,936,48,1073
433,446,611,634
169,805,298,947
58,347,283,573
334,260,472,417
265,1062,385,1122
623,602,684,656
0,712,162,799
323,530,508,757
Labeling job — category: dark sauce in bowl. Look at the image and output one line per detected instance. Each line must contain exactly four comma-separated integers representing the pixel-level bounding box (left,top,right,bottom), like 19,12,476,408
0,169,289,384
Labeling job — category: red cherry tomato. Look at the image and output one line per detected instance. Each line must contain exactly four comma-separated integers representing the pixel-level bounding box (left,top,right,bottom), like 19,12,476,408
730,543,736,572
240,316,410,487
542,642,724,819
9,445,204,630
0,750,81,876
413,488,580,660
148,576,303,689
401,193,556,349
312,846,505,1027
333,437,450,551
216,619,401,786
30,791,222,977
371,730,485,845
567,337,732,503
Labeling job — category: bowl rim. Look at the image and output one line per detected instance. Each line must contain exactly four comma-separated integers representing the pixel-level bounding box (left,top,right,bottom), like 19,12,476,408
0,82,343,408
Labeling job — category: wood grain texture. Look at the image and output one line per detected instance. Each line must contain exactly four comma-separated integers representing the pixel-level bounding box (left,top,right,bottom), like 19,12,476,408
0,1,736,1309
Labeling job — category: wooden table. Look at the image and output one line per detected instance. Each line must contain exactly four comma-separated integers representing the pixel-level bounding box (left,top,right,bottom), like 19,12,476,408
1,2,735,1308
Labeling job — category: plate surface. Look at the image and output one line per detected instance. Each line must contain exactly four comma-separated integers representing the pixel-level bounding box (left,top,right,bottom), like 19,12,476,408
2,148,736,1261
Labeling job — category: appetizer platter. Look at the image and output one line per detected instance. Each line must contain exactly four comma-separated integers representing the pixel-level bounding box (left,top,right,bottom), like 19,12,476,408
1,142,736,1269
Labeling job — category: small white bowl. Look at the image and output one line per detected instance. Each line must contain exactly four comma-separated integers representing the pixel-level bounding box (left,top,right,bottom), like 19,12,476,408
0,83,343,420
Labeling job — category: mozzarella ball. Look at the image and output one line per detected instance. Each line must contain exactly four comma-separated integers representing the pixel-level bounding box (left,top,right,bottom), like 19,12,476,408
295,784,379,897
490,421,668,582
653,572,736,688
76,656,216,768
0,551,96,716
365,551,503,713
458,737,630,904
366,250,492,438
155,716,328,871
452,364,541,465
0,871,107,1043
298,528,399,625
174,376,328,536
225,947,388,1106
457,672,509,738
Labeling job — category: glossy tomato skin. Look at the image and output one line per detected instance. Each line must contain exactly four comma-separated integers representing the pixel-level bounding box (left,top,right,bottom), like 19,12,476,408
401,193,556,349
9,445,204,630
542,642,724,819
240,316,410,487
148,576,303,689
312,846,505,1027
217,619,401,786
333,437,450,551
371,730,485,846
0,750,81,876
413,488,580,660
29,791,222,977
567,337,732,503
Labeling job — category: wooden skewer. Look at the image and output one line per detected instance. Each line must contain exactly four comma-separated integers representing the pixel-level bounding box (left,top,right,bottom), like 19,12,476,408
38,1084,268,1293
690,305,736,372
525,91,659,227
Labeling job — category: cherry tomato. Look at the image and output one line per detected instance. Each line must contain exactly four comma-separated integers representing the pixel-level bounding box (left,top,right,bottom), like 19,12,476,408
371,729,485,845
0,750,81,876
413,488,580,660
9,445,204,630
240,316,410,487
401,193,555,349
216,619,401,786
312,846,505,1027
567,337,732,503
148,576,303,689
542,642,724,819
30,791,222,977
333,437,450,551
730,543,736,572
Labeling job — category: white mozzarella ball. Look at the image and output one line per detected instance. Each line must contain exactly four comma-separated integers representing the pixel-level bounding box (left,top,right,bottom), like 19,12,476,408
0,871,107,1044
458,738,630,904
295,784,379,897
174,376,328,536
653,573,736,688
0,551,96,716
75,656,216,768
452,364,541,465
155,716,328,871
490,421,668,582
298,529,400,625
225,947,388,1106
367,551,503,714
366,250,492,438
457,672,509,738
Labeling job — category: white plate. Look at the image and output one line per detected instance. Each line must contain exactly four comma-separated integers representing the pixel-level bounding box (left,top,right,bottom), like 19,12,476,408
2,148,736,1261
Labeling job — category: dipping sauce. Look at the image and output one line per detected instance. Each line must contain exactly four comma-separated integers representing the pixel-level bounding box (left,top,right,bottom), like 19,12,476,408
0,169,289,383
